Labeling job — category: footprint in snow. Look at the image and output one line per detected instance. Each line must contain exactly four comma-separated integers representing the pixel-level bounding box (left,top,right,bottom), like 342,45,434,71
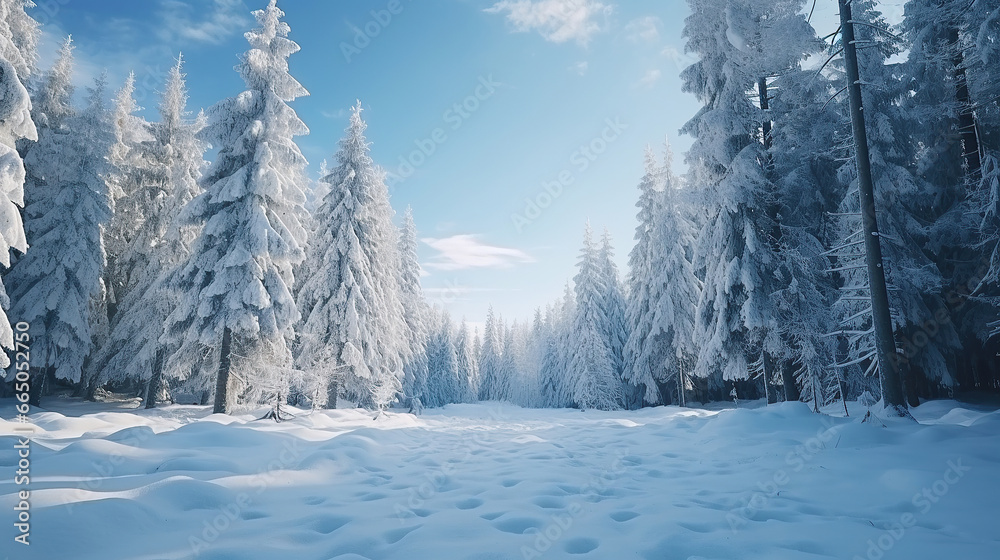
610,511,639,522
456,497,484,510
564,537,599,554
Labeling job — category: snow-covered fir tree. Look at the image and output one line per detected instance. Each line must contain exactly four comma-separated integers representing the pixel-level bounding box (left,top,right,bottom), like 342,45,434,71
296,102,407,411
624,144,701,405
477,306,503,401
767,43,845,409
0,0,38,371
454,319,478,402
7,45,112,402
831,0,961,397
398,206,429,405
101,73,154,321
596,228,633,407
681,0,818,391
569,223,623,410
163,0,309,414
425,309,461,408
93,57,207,406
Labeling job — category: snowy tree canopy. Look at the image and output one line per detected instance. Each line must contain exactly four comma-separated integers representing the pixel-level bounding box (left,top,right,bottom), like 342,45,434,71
6,55,112,383
296,102,406,410
164,0,309,404
94,56,208,390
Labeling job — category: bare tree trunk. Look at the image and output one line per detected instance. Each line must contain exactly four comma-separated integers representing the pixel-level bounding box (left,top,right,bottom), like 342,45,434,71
326,376,339,410
949,28,982,183
839,0,909,417
762,354,772,405
213,327,233,414
145,348,165,409
27,366,47,407
781,361,800,402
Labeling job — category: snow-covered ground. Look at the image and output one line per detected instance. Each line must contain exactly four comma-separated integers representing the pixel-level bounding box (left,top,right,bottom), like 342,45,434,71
2,398,999,560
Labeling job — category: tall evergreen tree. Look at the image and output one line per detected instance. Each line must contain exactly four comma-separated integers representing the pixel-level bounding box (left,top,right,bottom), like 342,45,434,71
832,0,960,405
163,1,309,414
455,319,478,402
477,306,503,401
570,223,622,410
94,57,207,407
398,206,429,405
296,103,406,411
425,309,460,407
625,144,701,405
596,228,633,406
0,0,37,371
8,47,113,403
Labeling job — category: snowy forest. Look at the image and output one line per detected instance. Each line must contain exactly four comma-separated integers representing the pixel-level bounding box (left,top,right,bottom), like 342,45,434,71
1,0,999,420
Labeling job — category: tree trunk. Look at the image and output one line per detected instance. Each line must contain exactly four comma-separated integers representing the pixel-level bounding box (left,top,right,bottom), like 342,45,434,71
213,327,233,414
326,376,339,410
27,367,46,407
903,363,921,408
762,355,771,405
677,360,686,407
145,348,165,410
781,361,800,402
839,0,910,417
949,28,982,184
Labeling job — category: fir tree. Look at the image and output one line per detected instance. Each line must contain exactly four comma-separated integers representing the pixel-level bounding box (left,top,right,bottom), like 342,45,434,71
0,0,37,371
163,1,309,414
296,103,406,411
8,50,113,403
570,223,622,410
94,57,208,407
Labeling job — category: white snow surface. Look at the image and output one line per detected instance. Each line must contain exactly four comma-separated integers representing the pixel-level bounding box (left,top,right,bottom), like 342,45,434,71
2,399,999,559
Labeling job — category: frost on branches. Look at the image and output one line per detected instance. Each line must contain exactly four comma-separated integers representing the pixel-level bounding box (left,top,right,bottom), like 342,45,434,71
163,0,308,413
296,103,406,412
0,0,37,370
6,41,112,395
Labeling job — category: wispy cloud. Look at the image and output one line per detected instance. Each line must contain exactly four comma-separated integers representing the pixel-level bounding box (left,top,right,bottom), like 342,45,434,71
422,235,535,271
570,60,589,75
485,0,614,46
635,68,661,89
321,108,348,120
157,0,250,45
624,16,660,44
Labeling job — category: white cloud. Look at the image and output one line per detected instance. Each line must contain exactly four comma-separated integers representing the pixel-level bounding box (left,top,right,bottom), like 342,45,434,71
422,235,535,271
485,0,614,46
321,108,347,120
624,16,660,44
157,0,251,45
635,68,661,89
570,60,589,75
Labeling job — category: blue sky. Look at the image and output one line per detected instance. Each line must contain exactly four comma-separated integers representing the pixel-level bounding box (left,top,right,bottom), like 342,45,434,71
35,0,904,329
